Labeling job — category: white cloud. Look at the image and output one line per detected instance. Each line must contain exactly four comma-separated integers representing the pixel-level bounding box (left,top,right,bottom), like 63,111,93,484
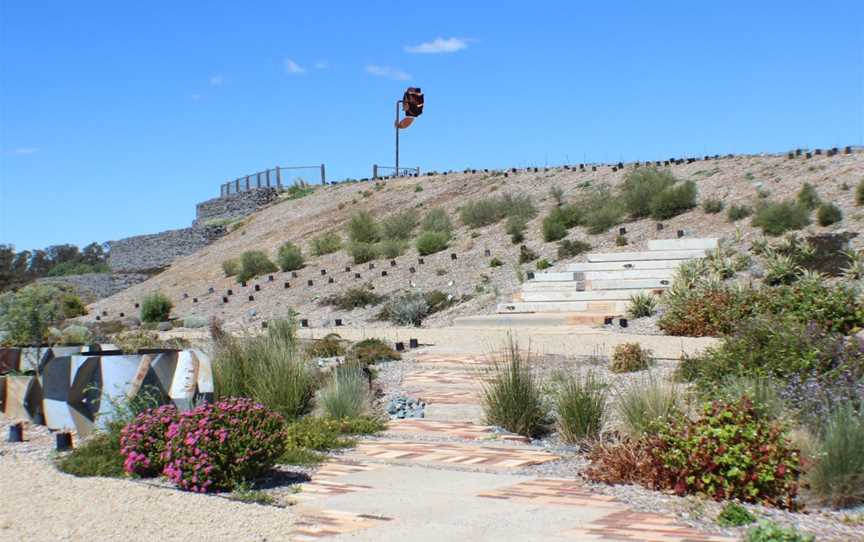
405,37,469,54
365,64,411,81
314,60,329,70
8,148,36,155
209,75,224,86
284,58,306,74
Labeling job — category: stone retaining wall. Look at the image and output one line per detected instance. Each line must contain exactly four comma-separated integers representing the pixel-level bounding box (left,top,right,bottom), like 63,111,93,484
194,187,279,226
106,225,226,273
36,272,150,301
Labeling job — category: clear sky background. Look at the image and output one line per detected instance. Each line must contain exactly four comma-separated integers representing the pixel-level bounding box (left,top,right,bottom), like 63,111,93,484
1,0,862,251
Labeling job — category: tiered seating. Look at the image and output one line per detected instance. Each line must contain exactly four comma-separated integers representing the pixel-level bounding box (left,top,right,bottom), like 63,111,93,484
455,238,717,327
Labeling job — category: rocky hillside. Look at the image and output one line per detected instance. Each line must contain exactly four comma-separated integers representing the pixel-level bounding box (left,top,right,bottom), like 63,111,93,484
81,150,864,330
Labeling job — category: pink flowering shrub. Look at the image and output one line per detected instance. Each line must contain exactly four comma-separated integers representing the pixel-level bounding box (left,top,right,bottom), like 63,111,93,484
119,404,178,477
161,398,286,492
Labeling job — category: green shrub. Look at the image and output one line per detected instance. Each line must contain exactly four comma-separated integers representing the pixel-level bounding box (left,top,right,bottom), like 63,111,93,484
536,259,551,270
348,338,400,366
277,242,304,271
140,292,172,323
659,281,759,337
796,183,821,210
421,208,452,235
620,168,677,218
212,319,315,419
556,371,607,442
283,181,314,200
56,432,125,478
222,258,240,277
381,291,429,326
460,193,536,228
349,242,380,264
320,284,384,310
627,292,657,318
45,261,110,277
304,333,346,358
480,339,547,438
416,231,450,256
650,180,698,220
717,502,756,527
518,245,538,263
652,398,801,508
558,239,591,259
542,215,568,242
807,403,864,508
489,257,503,268
347,210,380,244
816,202,843,226
506,215,527,243
728,204,753,222
857,179,864,206
423,290,456,314
585,201,625,234
610,343,652,373
0,284,83,345
60,324,91,345
318,366,371,419
311,232,342,256
764,252,801,285
549,185,565,206
382,210,418,240
237,250,278,282
752,201,811,236
615,234,628,246
715,375,786,421
380,239,409,258
616,373,680,437
745,521,814,542
703,198,725,214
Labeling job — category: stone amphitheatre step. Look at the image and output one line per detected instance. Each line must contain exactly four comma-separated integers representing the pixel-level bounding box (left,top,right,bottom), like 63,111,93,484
529,271,578,282
647,237,718,251
453,313,613,327
586,249,708,263
522,278,671,291
497,301,625,314
517,288,661,303
577,268,677,280
566,260,686,272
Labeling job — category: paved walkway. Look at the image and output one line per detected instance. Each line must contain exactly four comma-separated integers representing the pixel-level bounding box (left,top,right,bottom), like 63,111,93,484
281,347,738,542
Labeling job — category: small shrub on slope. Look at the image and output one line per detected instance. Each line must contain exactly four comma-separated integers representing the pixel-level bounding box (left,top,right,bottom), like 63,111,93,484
727,204,753,222
610,343,652,373
140,292,172,323
277,241,304,271
348,337,400,366
416,231,449,256
237,250,278,282
542,215,568,242
382,210,418,240
816,202,843,226
752,201,811,236
702,197,725,214
650,180,698,220
321,284,384,310
716,502,756,527
311,232,342,256
222,258,240,277
558,239,591,259
347,210,381,244
796,183,821,211
421,208,452,236
349,242,379,264
620,168,676,218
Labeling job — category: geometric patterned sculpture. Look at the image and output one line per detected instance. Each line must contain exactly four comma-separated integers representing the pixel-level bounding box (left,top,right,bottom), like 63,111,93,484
3,349,212,436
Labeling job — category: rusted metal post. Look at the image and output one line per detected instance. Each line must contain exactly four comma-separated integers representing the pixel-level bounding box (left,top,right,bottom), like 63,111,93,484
320,164,326,184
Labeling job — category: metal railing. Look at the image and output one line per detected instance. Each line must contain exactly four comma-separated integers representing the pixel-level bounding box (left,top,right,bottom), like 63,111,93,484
372,165,420,179
220,164,326,197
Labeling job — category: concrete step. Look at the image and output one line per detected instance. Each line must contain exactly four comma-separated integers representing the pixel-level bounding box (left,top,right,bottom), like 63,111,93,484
453,313,611,327
566,260,686,272
586,249,707,263
529,271,578,282
498,301,626,314
647,238,718,251
523,278,671,292
578,268,677,280
518,288,662,303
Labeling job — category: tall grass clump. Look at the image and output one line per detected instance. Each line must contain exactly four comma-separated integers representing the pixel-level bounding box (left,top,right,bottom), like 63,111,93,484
382,210,418,240
460,193,536,228
277,241,304,271
702,197,724,214
349,242,379,264
318,366,371,419
627,292,657,318
727,204,753,222
311,232,342,256
817,203,843,226
558,239,591,259
506,215,527,243
616,372,680,438
222,258,240,277
212,318,315,420
347,210,381,244
752,201,811,236
237,250,278,282
807,403,864,508
556,371,607,442
480,338,547,437
796,183,821,211
140,292,172,323
542,215,568,242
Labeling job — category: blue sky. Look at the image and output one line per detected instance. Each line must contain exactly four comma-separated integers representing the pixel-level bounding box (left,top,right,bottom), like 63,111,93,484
1,0,862,251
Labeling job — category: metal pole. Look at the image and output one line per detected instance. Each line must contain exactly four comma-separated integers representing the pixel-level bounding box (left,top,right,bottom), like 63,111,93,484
320,164,326,184
395,100,402,178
